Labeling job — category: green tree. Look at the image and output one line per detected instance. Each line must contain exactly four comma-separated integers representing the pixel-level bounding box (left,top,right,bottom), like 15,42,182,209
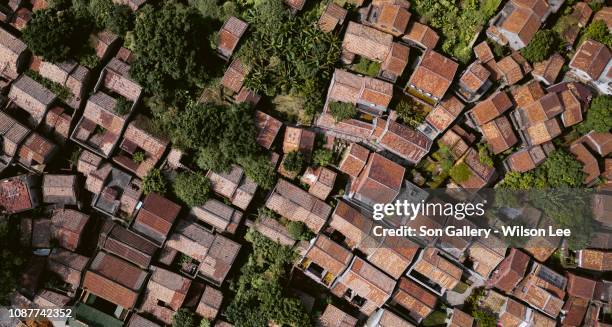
313,149,333,167
173,172,211,207
520,29,560,63
239,154,277,190
478,144,494,167
283,151,305,173
329,102,357,122
541,150,584,187
172,309,197,327
131,2,211,100
579,20,612,47
450,162,472,183
0,219,24,305
22,8,92,62
396,98,426,128
142,168,167,195
132,151,146,163
577,95,612,134
107,4,134,35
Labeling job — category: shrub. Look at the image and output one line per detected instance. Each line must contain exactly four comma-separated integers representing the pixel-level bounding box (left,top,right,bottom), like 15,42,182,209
329,101,357,122
283,151,305,173
578,20,612,47
313,149,334,167
396,98,426,128
352,57,381,76
286,221,305,240
142,168,167,195
172,172,211,207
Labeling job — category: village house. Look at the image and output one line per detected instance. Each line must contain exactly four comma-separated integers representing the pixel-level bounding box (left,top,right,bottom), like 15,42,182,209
42,174,78,205
188,199,243,234
266,179,332,233
206,165,257,210
364,235,418,280
17,132,57,172
567,272,597,300
570,138,602,185
532,53,565,86
163,219,241,285
221,58,247,95
376,120,432,164
466,236,507,278
327,200,373,250
0,111,29,171
7,75,56,128
496,53,532,86
301,166,337,200
341,22,393,65
379,42,410,83
447,308,474,327
0,26,28,86
72,57,142,158
487,0,550,50
331,257,397,315
401,21,439,51
349,152,405,208
318,304,358,327
455,62,492,103
360,1,411,37
406,50,458,106
0,174,39,214
77,148,103,176
217,16,248,60
593,6,612,31
425,95,466,135
480,115,518,154
512,273,565,318
474,41,495,64
127,314,161,327
82,251,149,318
284,0,306,13
283,126,316,159
498,297,535,327
559,88,584,128
504,145,548,172
408,248,462,294
140,266,192,325
456,147,497,190
112,115,168,178
91,30,120,61
98,221,158,269
254,110,282,150
30,56,92,109
89,162,143,218
46,248,88,293
34,289,71,309
576,249,612,271
562,296,590,326
196,285,224,321
367,308,416,327
511,80,546,109
50,208,89,251
512,92,564,140
42,106,74,143
569,39,611,95
338,143,370,178
390,277,437,324
299,235,353,287
438,128,471,159
249,215,296,247
132,192,181,245
318,3,347,33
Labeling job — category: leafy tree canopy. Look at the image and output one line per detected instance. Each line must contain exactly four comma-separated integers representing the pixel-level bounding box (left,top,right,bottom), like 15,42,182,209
283,151,305,173
577,95,612,134
142,168,168,195
579,20,612,48
313,149,333,167
173,172,211,207
172,309,198,327
520,29,560,63
450,162,472,183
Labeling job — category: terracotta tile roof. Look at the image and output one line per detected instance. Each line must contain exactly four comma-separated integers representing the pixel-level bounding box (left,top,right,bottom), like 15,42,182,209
562,296,588,326
593,6,612,30
376,309,414,327
166,219,215,263
364,235,418,279
526,118,562,146
560,89,583,127
332,257,396,315
513,274,564,317
412,248,462,290
305,235,353,278
499,298,530,326
460,147,496,190
196,285,223,320
198,233,241,285
360,77,394,109
329,200,373,249
47,248,88,287
566,273,597,300
521,93,564,125
426,95,465,132
284,0,305,11
98,221,158,268
254,110,282,149
127,314,161,327
584,131,612,156
470,91,513,125
343,22,393,62
474,41,494,63
497,55,525,85
83,251,147,309
0,174,37,215
44,106,72,140
266,179,332,233
401,22,439,50
190,199,242,233
34,289,71,308
252,216,295,246
381,42,409,78
512,0,550,20
283,127,315,157
133,193,181,244
466,237,506,278
18,132,56,166
42,174,77,205
318,3,347,33
103,58,142,102
371,4,411,36
9,75,56,124
0,26,27,80
407,50,458,100
377,120,432,163
569,39,611,80
577,249,612,271
500,6,541,47
218,16,248,58
570,141,601,184
351,153,405,207
459,62,491,93
338,143,370,178
511,80,545,108
144,266,191,312
532,53,564,85
318,304,357,327
301,166,336,200
505,145,547,172
50,208,89,251
221,59,246,93
449,308,474,327
439,129,469,159
392,277,437,320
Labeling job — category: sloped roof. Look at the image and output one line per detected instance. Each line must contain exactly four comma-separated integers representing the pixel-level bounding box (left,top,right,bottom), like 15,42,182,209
342,22,393,62
408,50,458,99
570,39,611,80
470,91,513,125
378,120,432,163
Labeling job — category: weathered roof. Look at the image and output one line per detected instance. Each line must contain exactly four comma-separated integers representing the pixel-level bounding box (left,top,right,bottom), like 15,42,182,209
98,221,158,268
402,22,439,50
221,59,246,93
371,4,411,36
392,277,437,320
305,235,353,277
351,153,405,207
196,285,223,320
506,145,547,172
338,143,370,178
342,22,393,62
378,120,432,163
500,6,541,46
103,58,142,102
569,39,611,80
481,116,518,154
578,249,612,272
525,118,562,146
426,95,465,132
474,41,494,63
50,208,89,251
0,174,37,214
560,89,583,127
566,273,597,300
42,174,77,205
318,3,347,33
0,26,27,80
532,53,564,85
47,247,88,287
254,110,282,150
511,80,545,108
9,75,56,112
497,55,525,85
470,91,513,125
459,62,491,93
381,42,409,78
318,304,357,327
329,200,372,248
413,248,462,290
133,193,181,244
407,50,458,100
593,6,612,30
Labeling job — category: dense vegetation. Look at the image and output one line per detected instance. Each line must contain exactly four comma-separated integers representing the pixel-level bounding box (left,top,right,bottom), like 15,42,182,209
411,0,501,63
450,162,472,183
283,151,305,174
579,20,612,48
172,172,211,207
0,219,24,305
576,95,612,134
225,230,311,326
520,29,561,63
239,0,341,121
329,101,357,122
142,168,168,195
